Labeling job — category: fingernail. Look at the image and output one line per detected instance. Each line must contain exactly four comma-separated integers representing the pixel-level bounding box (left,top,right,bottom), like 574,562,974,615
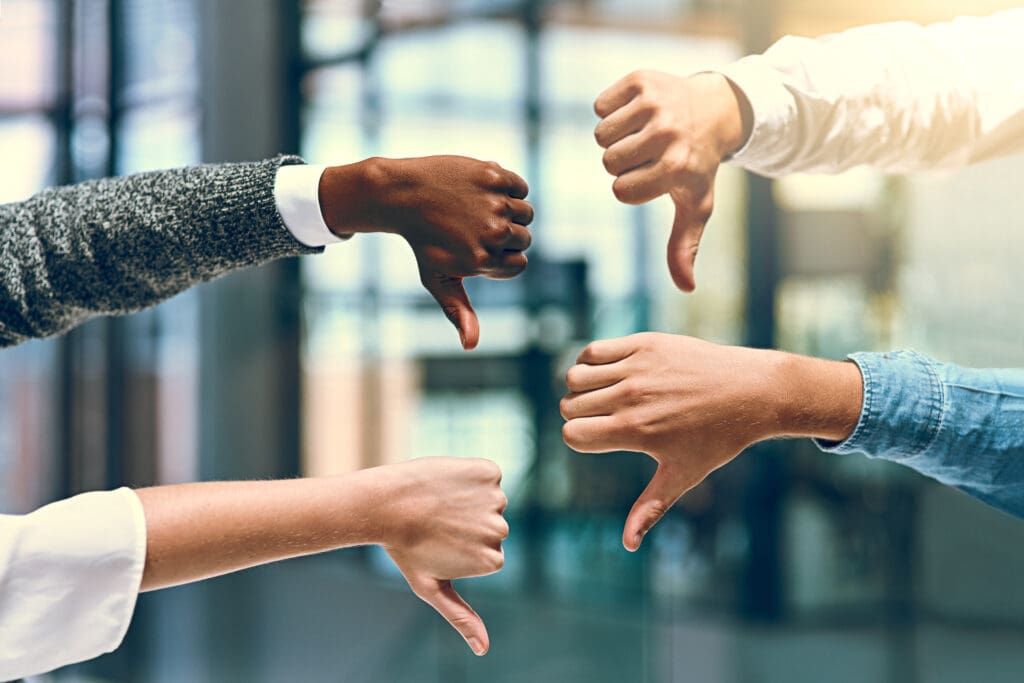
468,637,485,656
633,532,644,548
459,330,467,348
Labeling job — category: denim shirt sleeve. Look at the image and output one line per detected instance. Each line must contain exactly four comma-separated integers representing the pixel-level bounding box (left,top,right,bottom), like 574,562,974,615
814,350,1024,518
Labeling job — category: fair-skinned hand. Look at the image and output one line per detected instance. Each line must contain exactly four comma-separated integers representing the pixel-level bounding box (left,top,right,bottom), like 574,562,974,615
319,156,533,350
593,71,748,292
377,457,509,656
137,457,509,656
560,333,861,551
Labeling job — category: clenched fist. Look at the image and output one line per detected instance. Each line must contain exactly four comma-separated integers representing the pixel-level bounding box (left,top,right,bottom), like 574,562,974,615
376,457,509,655
593,71,749,291
319,155,534,350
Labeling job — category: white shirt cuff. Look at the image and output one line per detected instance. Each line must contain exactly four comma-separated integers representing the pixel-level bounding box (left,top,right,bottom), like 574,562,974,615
274,164,347,248
715,56,799,174
0,487,147,679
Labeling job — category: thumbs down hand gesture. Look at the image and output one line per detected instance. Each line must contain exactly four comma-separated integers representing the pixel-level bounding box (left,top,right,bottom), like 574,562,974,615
319,155,533,350
593,70,749,291
560,333,862,551
561,334,781,551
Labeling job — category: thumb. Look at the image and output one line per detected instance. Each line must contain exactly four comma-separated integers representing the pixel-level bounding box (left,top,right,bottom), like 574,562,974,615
425,275,480,350
666,194,709,293
419,579,490,656
623,465,688,552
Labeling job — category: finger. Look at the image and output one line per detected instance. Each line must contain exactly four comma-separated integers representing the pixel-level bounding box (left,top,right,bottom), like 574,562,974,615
562,415,632,453
420,579,490,656
489,250,528,280
497,222,532,252
425,276,480,350
506,198,535,226
576,336,639,365
503,170,530,199
560,384,622,420
594,97,654,149
623,466,688,552
594,73,642,118
666,191,711,292
610,163,676,205
565,360,627,392
602,131,665,177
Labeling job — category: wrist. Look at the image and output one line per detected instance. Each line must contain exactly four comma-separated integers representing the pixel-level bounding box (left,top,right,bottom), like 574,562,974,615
696,72,752,159
340,464,414,549
319,157,401,238
771,352,863,442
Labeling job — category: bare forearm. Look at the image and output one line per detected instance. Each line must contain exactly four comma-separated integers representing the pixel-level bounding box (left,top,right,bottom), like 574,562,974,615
135,472,386,591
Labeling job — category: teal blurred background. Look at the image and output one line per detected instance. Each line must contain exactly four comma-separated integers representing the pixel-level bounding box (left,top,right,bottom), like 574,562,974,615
1,1,1023,681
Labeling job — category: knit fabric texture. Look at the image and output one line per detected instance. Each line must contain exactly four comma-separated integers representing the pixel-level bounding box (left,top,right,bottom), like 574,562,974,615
0,155,320,347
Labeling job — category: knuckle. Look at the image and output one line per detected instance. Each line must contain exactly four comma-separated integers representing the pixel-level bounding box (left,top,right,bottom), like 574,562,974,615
564,366,581,390
625,70,647,88
646,501,671,523
489,196,508,215
473,246,493,269
447,613,478,632
635,93,657,115
634,331,657,348
618,380,642,406
488,218,513,242
481,166,504,186
616,410,641,434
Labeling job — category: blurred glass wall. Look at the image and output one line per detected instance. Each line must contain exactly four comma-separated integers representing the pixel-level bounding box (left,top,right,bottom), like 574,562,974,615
1,1,1023,682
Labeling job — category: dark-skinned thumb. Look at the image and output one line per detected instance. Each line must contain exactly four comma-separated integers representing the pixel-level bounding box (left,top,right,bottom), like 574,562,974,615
425,275,480,350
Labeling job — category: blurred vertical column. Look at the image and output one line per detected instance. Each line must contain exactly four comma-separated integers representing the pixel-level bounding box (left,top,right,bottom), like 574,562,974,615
739,0,784,621
193,1,303,680
196,0,303,483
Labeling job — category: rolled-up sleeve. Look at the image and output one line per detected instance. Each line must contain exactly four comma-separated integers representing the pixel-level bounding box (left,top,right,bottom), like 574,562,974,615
816,351,1024,518
0,487,146,680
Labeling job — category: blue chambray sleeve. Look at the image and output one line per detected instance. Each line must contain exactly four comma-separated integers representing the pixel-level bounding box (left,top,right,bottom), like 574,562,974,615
814,350,1024,518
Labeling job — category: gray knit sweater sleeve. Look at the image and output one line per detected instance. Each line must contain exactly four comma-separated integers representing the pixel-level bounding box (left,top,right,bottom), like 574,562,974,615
0,155,320,347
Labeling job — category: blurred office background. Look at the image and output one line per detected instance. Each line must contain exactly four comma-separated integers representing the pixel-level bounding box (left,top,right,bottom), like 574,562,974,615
1,0,1023,681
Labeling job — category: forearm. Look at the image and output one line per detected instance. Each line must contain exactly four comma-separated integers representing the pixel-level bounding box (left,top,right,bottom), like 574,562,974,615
0,156,317,347
718,9,1024,176
135,472,388,591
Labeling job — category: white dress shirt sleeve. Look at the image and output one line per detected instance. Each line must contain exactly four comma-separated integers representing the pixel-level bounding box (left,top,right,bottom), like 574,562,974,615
274,163,348,247
717,9,1024,177
0,487,147,680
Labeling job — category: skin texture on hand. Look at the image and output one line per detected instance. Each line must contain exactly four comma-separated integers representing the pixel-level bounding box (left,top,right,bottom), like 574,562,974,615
593,70,750,292
319,155,534,350
560,333,861,551
136,457,508,656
